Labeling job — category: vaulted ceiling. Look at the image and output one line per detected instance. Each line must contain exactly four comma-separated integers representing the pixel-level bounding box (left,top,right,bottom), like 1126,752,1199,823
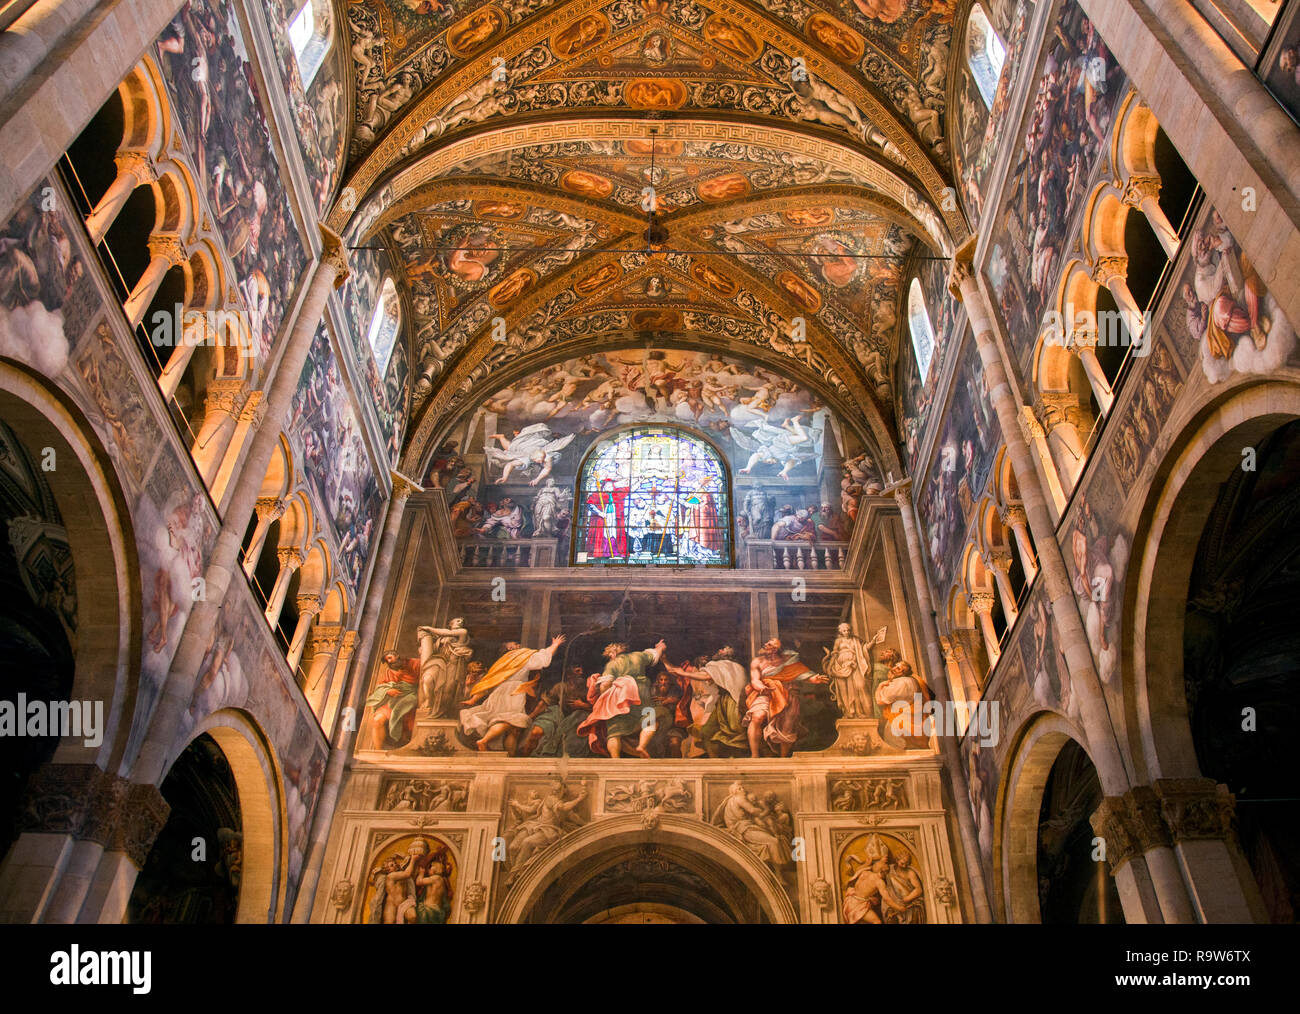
326,0,969,476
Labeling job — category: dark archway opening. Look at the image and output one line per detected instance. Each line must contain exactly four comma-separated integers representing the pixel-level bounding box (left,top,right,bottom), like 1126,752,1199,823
1184,419,1300,923
127,733,242,924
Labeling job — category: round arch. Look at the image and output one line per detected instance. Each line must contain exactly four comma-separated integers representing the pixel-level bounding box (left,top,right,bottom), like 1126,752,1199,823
495,814,800,924
0,359,140,773
1125,381,1300,783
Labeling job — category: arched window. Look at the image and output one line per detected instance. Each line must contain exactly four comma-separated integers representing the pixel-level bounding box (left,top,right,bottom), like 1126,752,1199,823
907,277,937,382
366,276,400,374
289,0,333,89
967,3,1008,109
573,426,731,566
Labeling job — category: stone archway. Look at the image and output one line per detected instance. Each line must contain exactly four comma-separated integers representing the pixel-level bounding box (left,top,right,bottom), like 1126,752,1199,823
496,814,799,924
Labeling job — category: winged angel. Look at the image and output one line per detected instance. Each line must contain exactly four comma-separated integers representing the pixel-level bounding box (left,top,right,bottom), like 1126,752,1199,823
485,423,575,485
733,411,826,479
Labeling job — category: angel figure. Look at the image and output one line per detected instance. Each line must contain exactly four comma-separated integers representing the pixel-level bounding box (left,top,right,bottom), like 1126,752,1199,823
734,413,822,479
484,423,575,485
823,624,886,719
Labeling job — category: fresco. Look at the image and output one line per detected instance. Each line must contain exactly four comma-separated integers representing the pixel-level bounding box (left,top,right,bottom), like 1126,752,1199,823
985,0,1126,366
264,0,347,214
838,830,927,923
915,332,1001,593
347,0,957,163
897,254,963,472
429,348,878,560
1261,5,1300,125
361,833,458,923
955,0,1034,221
288,325,384,588
156,0,307,361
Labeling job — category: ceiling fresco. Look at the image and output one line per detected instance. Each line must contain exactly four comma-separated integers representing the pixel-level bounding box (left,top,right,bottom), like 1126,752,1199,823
327,1,973,478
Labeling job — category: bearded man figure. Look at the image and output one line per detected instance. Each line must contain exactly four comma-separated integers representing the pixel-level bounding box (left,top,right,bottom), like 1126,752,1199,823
744,638,830,757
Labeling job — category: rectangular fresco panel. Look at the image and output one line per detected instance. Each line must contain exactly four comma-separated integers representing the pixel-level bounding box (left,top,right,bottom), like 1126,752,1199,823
898,256,963,473
339,246,407,465
985,0,1126,368
289,325,384,588
916,333,1002,593
156,0,307,360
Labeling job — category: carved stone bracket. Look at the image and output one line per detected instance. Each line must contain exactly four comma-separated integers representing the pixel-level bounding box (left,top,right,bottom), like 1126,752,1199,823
1091,780,1238,872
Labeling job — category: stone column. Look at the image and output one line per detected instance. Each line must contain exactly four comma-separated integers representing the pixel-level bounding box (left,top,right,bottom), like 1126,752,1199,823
243,497,285,578
1091,786,1184,923
264,547,303,629
1091,256,1146,347
322,630,360,738
302,624,343,715
158,310,215,402
888,479,993,922
999,503,1038,585
129,224,349,789
291,472,421,922
189,378,244,487
1069,328,1115,416
123,233,188,329
987,547,1020,626
85,149,156,245
968,590,1001,667
949,237,1129,796
286,594,323,674
1037,392,1090,497
1122,175,1180,260
1016,405,1068,521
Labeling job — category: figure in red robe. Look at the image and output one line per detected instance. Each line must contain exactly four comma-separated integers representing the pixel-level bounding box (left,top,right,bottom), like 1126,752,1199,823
584,478,630,558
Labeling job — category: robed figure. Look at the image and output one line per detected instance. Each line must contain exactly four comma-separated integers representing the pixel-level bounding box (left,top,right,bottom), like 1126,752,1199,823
584,478,630,558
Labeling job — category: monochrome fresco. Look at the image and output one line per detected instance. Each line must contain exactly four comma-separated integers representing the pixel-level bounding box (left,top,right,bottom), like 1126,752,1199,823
156,0,307,361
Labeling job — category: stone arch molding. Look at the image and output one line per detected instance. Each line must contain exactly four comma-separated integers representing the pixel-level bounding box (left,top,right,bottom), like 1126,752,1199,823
495,813,800,924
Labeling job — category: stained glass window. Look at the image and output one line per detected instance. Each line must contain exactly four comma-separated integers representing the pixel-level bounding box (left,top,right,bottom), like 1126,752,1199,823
967,4,1008,109
908,277,936,382
573,426,731,566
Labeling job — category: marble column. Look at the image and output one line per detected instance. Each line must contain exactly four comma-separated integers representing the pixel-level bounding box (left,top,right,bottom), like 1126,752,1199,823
189,378,244,487
1122,175,1180,260
1037,391,1090,497
158,310,215,403
1069,328,1115,416
969,590,1001,667
263,547,303,629
286,594,323,674
1015,404,1068,521
123,233,188,329
130,224,349,789
291,472,421,922
302,624,343,716
1091,255,1146,348
889,479,993,922
85,149,156,245
999,503,1038,584
243,497,285,578
987,547,1020,626
949,237,1129,796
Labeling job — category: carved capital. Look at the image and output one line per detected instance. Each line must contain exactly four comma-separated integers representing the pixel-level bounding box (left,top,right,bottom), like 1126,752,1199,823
276,547,304,571
887,476,913,508
203,378,245,417
999,502,1028,529
968,591,996,615
1154,778,1238,844
1067,326,1099,352
947,235,978,302
115,149,157,185
255,496,286,522
1017,404,1045,441
295,593,323,617
390,469,423,502
238,390,265,425
147,233,189,268
339,630,361,659
307,624,343,656
1091,255,1129,288
318,224,350,289
1091,795,1143,871
988,547,1015,571
1037,392,1087,432
1121,175,1162,209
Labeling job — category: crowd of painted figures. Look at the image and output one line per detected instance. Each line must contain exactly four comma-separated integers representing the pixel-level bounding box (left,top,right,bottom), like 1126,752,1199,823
365,624,930,759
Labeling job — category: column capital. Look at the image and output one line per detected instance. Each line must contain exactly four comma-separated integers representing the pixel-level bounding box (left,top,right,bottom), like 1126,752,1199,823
1153,778,1239,844
1091,255,1129,288
203,378,245,416
987,546,1015,571
390,469,424,501
1121,175,1162,208
318,224,350,289
1017,404,1045,441
146,233,189,268
276,547,304,571
255,496,286,522
307,623,343,656
968,590,996,614
998,502,1028,528
947,234,978,301
1067,326,1099,352
295,593,323,617
238,389,265,425
1036,391,1088,431
339,629,361,659
114,149,156,184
